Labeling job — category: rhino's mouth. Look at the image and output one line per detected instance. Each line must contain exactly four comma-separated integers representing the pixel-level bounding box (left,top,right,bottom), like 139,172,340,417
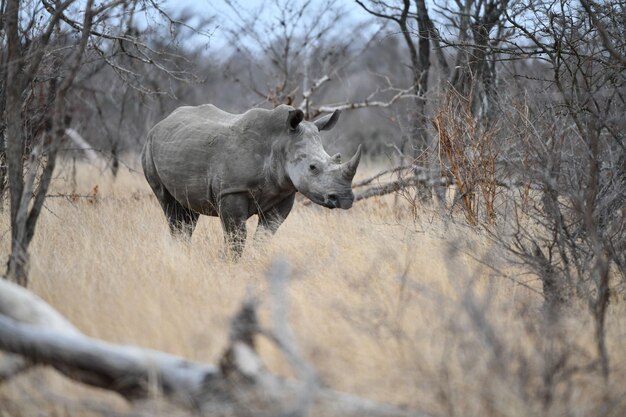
307,192,354,209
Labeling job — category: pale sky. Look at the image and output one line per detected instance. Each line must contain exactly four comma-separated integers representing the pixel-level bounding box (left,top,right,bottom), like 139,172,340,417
163,0,376,51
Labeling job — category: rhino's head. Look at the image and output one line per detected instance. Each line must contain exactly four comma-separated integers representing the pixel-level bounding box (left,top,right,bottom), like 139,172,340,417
283,109,361,209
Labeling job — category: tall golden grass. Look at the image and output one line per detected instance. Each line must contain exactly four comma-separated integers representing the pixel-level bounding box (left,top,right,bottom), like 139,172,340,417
0,161,624,416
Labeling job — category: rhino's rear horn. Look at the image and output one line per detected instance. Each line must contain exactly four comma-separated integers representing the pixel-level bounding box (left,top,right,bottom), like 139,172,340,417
342,144,362,180
314,110,341,131
287,109,304,130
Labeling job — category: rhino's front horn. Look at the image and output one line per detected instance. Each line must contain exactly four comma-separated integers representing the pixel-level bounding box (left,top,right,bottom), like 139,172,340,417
342,144,362,180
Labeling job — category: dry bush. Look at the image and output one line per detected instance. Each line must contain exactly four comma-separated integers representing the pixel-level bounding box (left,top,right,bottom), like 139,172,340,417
0,162,624,416
433,85,510,226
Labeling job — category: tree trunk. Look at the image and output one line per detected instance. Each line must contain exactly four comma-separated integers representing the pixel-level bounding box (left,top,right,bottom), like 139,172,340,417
398,1,423,156
3,0,92,287
0,0,7,211
6,248,28,287
4,0,28,286
398,0,433,201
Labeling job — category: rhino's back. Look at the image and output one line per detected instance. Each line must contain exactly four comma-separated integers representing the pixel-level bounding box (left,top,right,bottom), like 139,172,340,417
147,104,276,214
170,104,238,127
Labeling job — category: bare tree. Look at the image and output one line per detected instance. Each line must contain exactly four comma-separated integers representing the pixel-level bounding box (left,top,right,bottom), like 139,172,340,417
433,0,511,116
222,0,349,111
352,3,623,386
355,0,436,161
68,7,213,173
3,0,96,286
220,0,422,125
454,0,626,381
1,0,208,286
354,0,512,205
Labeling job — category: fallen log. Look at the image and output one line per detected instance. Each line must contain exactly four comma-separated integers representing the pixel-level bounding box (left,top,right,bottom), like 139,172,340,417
0,269,428,417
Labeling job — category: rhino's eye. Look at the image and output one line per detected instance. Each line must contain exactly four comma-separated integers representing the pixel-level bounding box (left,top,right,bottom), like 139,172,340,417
309,164,319,173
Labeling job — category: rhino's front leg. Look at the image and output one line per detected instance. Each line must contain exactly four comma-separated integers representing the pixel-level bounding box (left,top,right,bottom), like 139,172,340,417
255,193,295,240
219,194,250,260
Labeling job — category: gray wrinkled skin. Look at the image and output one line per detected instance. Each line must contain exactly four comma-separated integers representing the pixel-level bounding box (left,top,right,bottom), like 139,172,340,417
141,104,361,257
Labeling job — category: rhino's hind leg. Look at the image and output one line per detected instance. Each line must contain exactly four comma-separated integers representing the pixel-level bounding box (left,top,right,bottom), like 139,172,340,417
143,143,199,240
153,186,199,240
146,176,199,239
164,197,200,240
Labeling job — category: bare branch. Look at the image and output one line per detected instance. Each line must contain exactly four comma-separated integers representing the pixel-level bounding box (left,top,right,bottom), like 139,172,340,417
355,0,401,23
353,164,416,188
580,0,626,67
355,175,450,201
315,86,418,114
298,74,331,113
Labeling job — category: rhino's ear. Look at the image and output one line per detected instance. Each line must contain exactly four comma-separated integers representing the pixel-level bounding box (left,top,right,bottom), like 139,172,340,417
314,110,341,131
287,109,304,130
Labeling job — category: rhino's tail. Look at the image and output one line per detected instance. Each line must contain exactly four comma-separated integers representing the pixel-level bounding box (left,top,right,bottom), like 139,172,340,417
141,133,166,199
140,134,153,179
141,133,200,237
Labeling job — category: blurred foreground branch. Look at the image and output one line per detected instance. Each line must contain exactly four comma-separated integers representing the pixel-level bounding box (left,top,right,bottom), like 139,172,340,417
0,267,422,416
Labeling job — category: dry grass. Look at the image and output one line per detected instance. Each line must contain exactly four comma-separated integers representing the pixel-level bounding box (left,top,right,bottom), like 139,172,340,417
0,160,625,416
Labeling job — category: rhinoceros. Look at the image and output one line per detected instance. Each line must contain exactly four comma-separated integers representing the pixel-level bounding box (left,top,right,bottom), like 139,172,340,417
141,104,361,256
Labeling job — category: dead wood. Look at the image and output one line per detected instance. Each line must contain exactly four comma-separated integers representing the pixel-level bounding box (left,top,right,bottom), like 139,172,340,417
0,274,426,417
353,165,417,189
0,354,30,383
355,176,451,202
